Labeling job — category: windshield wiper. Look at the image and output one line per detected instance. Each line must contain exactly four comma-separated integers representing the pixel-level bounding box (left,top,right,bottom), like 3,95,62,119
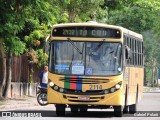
67,38,82,54
89,39,106,56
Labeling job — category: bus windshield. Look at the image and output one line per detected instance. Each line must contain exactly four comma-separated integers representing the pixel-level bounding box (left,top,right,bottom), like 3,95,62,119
49,41,122,76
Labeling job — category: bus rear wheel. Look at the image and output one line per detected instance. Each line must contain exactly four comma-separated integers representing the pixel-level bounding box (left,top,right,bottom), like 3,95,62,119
129,104,137,114
123,106,129,113
114,106,123,117
56,104,66,116
129,88,138,114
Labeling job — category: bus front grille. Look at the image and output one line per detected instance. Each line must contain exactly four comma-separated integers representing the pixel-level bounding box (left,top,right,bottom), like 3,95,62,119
68,100,99,102
64,95,104,103
63,89,104,95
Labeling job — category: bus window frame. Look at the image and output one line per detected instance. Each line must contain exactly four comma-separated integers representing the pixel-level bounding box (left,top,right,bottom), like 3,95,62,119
49,40,123,77
123,34,143,68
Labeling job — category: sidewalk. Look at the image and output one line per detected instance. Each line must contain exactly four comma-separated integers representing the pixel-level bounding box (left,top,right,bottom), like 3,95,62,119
143,86,160,92
0,96,39,111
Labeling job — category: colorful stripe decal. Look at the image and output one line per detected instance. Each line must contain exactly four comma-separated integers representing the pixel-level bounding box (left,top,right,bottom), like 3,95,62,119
64,75,82,90
64,75,70,89
76,76,82,90
70,76,76,90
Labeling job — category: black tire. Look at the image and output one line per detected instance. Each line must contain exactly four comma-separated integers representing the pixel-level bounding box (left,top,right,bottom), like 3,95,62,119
114,106,123,117
37,93,48,106
129,104,137,114
70,105,79,113
123,106,129,113
56,104,66,116
123,87,128,113
79,106,88,113
129,87,138,114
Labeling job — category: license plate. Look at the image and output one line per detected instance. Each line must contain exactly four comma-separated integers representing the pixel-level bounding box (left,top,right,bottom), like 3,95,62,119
78,96,90,101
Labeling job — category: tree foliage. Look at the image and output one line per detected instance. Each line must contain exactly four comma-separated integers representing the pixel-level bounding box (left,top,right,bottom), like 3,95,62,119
55,0,107,22
108,0,158,33
107,0,160,85
0,0,58,99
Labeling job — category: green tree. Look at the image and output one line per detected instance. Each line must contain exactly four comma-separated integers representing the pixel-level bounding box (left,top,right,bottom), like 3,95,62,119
0,0,27,99
143,31,158,86
108,3,157,33
0,0,58,99
55,0,106,23
107,0,160,86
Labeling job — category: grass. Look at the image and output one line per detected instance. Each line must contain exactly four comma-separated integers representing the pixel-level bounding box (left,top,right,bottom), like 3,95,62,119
0,101,6,109
143,86,160,92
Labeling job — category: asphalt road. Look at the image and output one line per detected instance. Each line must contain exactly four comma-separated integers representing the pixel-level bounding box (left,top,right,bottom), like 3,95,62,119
1,92,160,120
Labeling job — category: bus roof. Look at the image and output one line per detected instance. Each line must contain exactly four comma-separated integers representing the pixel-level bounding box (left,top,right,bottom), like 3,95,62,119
52,21,143,40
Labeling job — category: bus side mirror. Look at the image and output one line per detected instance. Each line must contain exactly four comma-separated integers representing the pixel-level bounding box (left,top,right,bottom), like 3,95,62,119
125,45,132,59
44,35,50,54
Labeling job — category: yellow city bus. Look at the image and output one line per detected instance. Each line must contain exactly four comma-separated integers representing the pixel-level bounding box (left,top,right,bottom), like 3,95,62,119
47,21,144,117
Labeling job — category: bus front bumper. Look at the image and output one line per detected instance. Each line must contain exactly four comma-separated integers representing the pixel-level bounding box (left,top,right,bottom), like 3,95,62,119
47,87,125,106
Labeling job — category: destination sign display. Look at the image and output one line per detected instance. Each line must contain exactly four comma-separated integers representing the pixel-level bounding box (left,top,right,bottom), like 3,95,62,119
52,26,121,38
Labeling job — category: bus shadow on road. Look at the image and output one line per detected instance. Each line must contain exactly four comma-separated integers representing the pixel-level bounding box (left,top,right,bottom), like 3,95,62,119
38,111,115,117
64,111,114,118
5,110,134,117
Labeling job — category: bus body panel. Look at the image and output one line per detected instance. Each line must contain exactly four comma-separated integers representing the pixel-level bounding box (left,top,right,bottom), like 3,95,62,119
48,73,123,90
124,67,144,105
48,73,125,105
48,89,124,106
47,22,144,111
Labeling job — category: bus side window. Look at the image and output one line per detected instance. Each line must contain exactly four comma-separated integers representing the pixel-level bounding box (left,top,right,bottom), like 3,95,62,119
125,45,132,60
129,37,132,65
138,41,140,66
124,35,133,66
124,35,129,65
135,40,137,66
131,38,134,66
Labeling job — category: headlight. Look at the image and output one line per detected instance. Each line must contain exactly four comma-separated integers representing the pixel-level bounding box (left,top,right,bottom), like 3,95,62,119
115,84,121,89
110,87,116,93
49,82,54,87
59,88,64,93
103,81,122,94
104,89,109,94
54,86,58,90
49,83,65,93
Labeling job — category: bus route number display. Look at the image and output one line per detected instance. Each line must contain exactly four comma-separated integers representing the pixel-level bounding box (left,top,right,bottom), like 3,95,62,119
52,26,121,38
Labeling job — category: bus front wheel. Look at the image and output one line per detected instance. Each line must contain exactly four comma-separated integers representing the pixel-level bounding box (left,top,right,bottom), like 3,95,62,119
114,106,123,117
79,105,88,113
70,105,79,113
56,104,66,116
